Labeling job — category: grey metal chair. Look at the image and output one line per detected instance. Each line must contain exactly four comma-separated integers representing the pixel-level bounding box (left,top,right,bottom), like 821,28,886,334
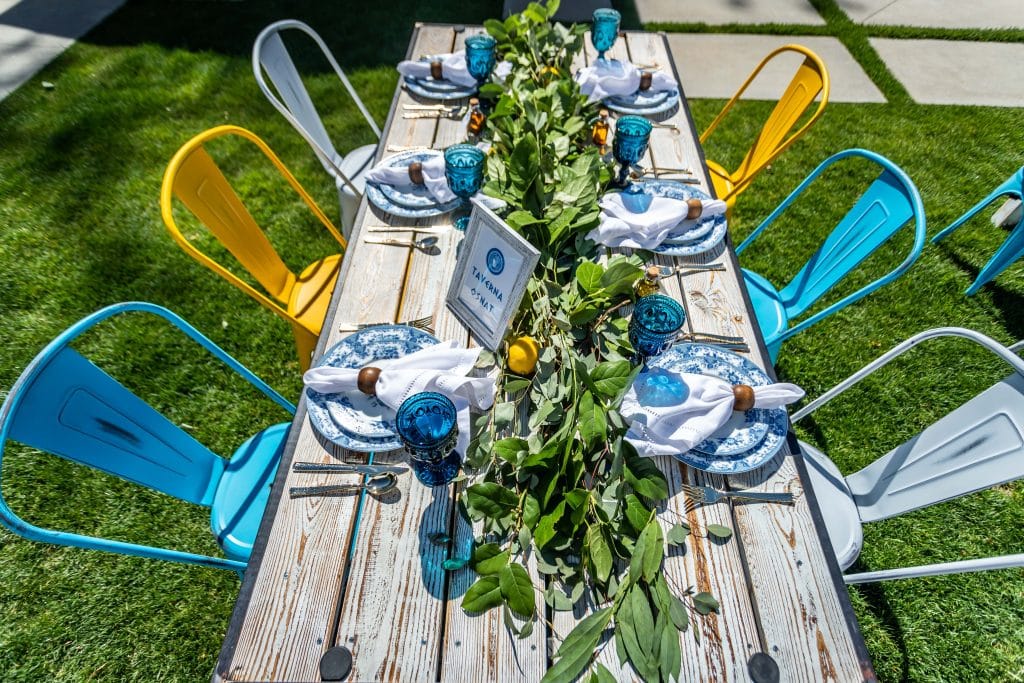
252,19,381,239
791,327,1024,584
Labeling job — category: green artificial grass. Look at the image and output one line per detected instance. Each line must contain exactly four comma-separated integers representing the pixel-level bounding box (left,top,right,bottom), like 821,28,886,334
0,0,1021,680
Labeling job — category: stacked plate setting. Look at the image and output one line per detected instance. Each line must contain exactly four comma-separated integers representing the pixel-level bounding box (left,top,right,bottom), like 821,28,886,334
639,180,728,255
403,56,476,100
605,85,680,116
306,326,440,452
622,344,788,474
364,150,460,218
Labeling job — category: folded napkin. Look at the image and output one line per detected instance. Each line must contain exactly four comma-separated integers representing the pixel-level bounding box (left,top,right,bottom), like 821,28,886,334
575,60,677,104
365,155,457,204
586,192,727,249
303,341,496,459
623,368,804,457
398,51,479,89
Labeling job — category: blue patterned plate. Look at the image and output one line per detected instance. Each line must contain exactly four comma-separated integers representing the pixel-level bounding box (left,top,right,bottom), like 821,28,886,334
605,89,680,116
644,344,788,474
608,88,671,108
624,180,724,243
403,76,476,101
653,189,728,256
373,150,449,209
306,326,440,451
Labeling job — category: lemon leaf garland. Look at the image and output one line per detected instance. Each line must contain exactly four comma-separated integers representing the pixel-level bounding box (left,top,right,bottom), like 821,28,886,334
459,3,718,681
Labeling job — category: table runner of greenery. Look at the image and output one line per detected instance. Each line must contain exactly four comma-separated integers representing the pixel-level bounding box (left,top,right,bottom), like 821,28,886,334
457,4,721,681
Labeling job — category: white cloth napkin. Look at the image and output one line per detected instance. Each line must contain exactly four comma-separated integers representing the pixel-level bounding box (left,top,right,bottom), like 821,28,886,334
586,192,727,249
398,51,480,88
365,155,457,204
303,341,496,459
623,370,804,457
575,60,677,103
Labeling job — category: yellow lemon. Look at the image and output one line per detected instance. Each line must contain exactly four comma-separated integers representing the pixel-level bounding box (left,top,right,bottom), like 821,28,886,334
507,335,540,375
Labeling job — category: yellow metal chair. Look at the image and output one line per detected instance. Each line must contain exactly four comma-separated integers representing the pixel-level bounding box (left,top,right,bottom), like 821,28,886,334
700,45,830,210
160,125,347,370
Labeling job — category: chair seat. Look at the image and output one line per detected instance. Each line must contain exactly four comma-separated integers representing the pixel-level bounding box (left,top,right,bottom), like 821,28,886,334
741,268,788,361
288,253,342,335
335,143,377,196
211,422,289,561
798,440,864,570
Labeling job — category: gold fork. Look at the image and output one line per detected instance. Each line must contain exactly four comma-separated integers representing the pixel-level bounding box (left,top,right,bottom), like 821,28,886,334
337,315,434,333
682,484,793,505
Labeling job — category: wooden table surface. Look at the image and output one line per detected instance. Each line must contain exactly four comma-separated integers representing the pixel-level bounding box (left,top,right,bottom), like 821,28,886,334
215,23,876,683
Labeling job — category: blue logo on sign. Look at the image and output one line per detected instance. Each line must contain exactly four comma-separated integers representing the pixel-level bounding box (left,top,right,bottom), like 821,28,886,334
486,248,505,275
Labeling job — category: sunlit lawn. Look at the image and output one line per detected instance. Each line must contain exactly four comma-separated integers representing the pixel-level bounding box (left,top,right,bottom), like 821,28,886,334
0,0,1021,680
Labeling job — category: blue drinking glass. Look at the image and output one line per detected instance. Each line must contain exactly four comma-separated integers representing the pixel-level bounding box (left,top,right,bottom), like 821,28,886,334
613,115,653,186
591,9,621,62
396,392,461,486
629,294,686,363
464,34,497,86
444,144,486,231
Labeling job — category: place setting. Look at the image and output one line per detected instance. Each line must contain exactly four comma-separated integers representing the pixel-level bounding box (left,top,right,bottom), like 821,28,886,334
587,115,729,256
397,33,509,101
302,325,497,486
621,294,805,478
574,9,681,117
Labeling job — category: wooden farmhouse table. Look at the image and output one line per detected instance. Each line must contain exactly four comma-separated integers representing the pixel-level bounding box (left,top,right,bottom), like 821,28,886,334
215,23,877,683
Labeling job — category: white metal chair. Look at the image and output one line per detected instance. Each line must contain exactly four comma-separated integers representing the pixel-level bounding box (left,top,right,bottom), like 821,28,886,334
252,19,381,239
791,327,1024,584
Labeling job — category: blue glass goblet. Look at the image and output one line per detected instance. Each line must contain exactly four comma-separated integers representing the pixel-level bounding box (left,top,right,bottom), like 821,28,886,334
591,9,621,62
396,392,461,487
629,294,686,363
613,115,653,187
444,144,486,231
464,34,497,86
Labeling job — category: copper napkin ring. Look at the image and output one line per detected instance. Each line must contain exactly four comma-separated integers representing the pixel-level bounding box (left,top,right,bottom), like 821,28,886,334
686,198,703,220
357,367,381,396
733,384,755,412
407,161,424,185
430,60,443,81
639,71,653,92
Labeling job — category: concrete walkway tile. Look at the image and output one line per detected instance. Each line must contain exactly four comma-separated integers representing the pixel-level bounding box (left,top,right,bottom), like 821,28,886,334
636,0,824,26
837,0,1024,30
871,38,1024,107
667,34,886,103
0,0,125,100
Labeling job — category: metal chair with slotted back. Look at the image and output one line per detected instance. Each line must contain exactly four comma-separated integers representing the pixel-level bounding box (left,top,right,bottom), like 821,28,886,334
791,327,1024,584
253,19,381,240
0,302,296,576
700,44,830,211
736,148,927,363
931,166,1024,295
161,124,346,370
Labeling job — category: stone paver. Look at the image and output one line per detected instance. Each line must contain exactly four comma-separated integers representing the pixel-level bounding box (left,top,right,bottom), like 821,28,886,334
636,0,824,26
667,34,886,103
871,38,1024,107
0,0,125,100
837,0,1024,30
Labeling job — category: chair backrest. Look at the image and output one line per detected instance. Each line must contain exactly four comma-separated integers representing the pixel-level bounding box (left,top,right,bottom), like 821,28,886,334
160,125,346,330
740,149,927,332
841,331,1024,522
1,306,230,507
700,45,830,200
252,19,381,189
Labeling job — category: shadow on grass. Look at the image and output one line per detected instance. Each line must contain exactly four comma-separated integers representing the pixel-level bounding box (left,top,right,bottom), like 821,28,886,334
941,247,1024,343
845,570,912,683
83,0,504,70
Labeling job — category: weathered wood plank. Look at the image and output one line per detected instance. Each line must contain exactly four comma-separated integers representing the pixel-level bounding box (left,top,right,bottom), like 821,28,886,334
630,32,871,683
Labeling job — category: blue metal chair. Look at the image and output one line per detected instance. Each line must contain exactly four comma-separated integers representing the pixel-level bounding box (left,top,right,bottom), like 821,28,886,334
736,149,927,363
931,166,1024,295
0,302,296,575
792,327,1024,584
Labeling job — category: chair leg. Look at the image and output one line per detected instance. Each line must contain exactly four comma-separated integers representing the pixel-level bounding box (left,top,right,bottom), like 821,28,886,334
932,187,1012,244
965,221,1024,295
292,323,318,371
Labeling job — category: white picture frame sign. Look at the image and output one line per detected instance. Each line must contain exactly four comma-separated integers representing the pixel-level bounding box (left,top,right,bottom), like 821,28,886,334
446,199,541,351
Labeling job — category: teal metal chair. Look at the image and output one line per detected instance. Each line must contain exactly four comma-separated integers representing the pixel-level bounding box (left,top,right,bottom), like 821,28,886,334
736,149,927,363
931,166,1024,295
0,302,295,575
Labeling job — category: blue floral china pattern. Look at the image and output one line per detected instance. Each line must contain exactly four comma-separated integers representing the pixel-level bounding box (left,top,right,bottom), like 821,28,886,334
607,88,671,109
605,88,680,116
373,150,452,210
365,150,461,219
631,180,725,244
306,326,440,451
403,76,476,101
642,344,788,474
